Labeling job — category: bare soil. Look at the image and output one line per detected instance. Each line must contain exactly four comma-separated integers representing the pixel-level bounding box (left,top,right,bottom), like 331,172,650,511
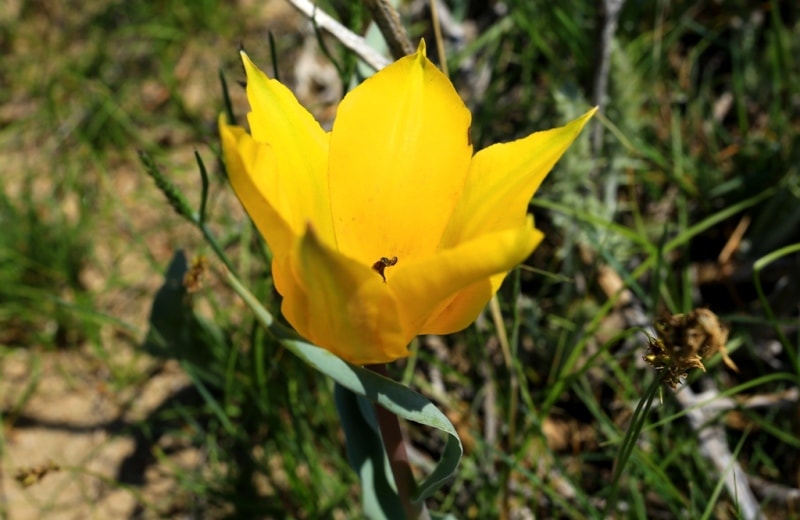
0,0,342,517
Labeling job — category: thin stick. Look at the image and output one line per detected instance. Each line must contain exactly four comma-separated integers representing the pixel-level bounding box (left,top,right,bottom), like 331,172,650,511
489,295,517,520
673,385,765,520
285,0,391,71
368,364,431,520
591,0,624,156
364,0,414,59
429,0,448,77
718,214,750,264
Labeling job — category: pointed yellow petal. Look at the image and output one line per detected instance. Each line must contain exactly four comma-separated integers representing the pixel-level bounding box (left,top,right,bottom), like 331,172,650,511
281,228,410,365
419,268,522,334
219,116,293,256
327,43,473,265
419,280,488,334
219,118,297,295
390,220,541,335
240,52,335,244
442,108,596,246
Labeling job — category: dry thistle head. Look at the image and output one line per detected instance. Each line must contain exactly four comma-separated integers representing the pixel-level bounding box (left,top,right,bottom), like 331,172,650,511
644,308,737,388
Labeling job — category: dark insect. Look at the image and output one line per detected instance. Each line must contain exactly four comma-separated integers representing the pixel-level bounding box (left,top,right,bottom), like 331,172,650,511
371,256,398,283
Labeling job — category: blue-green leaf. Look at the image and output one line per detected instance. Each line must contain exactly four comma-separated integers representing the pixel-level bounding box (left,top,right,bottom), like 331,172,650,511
335,384,404,519
224,268,463,503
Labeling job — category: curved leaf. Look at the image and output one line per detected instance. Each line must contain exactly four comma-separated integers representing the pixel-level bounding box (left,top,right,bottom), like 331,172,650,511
335,384,404,519
224,268,463,503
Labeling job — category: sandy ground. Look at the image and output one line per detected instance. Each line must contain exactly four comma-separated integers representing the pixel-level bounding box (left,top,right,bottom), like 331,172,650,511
0,1,333,517
2,349,195,518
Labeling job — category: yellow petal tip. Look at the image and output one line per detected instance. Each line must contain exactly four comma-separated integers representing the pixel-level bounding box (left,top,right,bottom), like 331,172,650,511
568,107,599,136
239,50,260,78
416,38,427,57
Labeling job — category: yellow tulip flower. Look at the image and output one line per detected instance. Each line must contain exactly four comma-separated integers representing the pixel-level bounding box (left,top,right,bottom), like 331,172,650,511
220,41,595,365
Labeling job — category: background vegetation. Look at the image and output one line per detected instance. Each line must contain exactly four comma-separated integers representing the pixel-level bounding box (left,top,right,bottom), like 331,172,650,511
1,0,798,518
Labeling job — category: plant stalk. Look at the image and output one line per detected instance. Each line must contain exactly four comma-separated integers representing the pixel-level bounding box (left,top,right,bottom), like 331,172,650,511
368,364,430,520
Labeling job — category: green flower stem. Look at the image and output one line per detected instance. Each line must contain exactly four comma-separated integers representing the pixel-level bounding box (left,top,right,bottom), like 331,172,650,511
139,149,236,274
368,364,430,520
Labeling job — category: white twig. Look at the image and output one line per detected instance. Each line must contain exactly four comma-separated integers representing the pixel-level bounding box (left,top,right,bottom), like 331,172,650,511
284,0,391,71
673,385,765,520
748,473,800,509
591,0,624,155
670,386,799,414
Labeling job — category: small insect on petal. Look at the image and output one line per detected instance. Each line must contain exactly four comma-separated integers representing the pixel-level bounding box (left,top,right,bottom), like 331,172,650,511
371,256,398,283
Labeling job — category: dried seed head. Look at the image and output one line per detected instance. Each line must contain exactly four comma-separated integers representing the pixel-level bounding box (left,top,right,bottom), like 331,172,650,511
644,308,736,388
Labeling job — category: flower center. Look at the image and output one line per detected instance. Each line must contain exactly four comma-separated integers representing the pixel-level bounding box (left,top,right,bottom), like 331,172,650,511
371,256,398,283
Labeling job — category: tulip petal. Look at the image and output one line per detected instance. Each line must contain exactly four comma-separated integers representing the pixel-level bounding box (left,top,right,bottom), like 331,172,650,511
390,220,541,335
419,280,489,334
219,117,292,256
327,41,473,266
219,118,298,294
240,52,336,244
442,108,597,246
281,228,410,365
